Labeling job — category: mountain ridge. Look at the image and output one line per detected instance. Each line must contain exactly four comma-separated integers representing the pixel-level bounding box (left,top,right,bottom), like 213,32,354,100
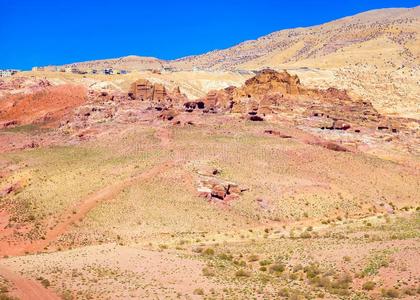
59,6,419,71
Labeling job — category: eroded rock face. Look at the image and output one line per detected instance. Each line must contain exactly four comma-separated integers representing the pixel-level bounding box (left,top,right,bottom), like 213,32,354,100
0,85,87,128
198,70,303,114
130,79,186,106
0,77,51,98
237,69,301,98
195,69,403,134
130,79,155,101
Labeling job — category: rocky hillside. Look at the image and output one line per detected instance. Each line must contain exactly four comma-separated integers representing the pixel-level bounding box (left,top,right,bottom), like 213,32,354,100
170,7,419,70
45,7,420,118
170,7,420,118
65,7,419,72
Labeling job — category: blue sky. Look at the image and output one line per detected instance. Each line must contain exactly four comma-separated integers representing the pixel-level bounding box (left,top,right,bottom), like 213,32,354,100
1,0,419,69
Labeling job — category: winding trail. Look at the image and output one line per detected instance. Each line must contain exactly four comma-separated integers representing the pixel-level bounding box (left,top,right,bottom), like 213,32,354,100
0,161,174,300
1,160,173,257
0,125,176,299
0,266,60,300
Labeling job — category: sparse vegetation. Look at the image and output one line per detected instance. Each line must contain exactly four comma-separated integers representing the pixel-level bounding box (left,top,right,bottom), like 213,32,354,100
362,281,376,290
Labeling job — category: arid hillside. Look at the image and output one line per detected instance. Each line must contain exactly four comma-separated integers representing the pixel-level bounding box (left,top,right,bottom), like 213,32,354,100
0,69,419,299
63,55,165,72
170,6,420,118
0,6,419,300
171,7,419,70
67,7,419,71
61,6,420,118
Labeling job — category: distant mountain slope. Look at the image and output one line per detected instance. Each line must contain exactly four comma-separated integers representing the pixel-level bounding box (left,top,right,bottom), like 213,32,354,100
52,7,420,117
170,6,419,70
64,55,165,71
65,7,419,72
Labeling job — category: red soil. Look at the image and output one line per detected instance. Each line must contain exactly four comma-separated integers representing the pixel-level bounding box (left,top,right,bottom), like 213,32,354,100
0,265,60,300
0,85,87,128
154,126,172,147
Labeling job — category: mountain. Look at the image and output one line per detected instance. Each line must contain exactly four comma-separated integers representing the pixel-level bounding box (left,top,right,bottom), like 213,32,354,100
170,7,419,70
1,7,420,300
168,7,420,118
68,7,419,72
63,55,165,71
63,7,419,118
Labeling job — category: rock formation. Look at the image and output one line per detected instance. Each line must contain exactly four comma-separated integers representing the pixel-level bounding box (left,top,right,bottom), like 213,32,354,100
194,69,407,133
130,79,187,106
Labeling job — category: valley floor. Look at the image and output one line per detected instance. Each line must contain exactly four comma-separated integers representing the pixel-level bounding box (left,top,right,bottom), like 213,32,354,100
0,117,418,299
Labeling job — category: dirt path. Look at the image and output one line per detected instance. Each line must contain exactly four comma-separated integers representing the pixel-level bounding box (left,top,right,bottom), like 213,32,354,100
0,265,60,300
0,125,176,298
1,161,174,257
154,126,172,148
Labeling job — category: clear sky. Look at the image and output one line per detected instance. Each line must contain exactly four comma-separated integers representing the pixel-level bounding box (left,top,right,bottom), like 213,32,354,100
1,0,419,69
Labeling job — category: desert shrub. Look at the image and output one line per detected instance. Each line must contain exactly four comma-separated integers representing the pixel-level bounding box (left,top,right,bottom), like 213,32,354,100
381,288,400,298
362,281,376,290
300,231,312,239
278,288,289,297
329,288,350,296
0,295,18,300
309,275,331,288
289,292,306,300
248,254,259,262
270,263,285,273
304,263,321,278
235,269,251,277
233,260,246,267
202,267,215,277
192,246,203,253
259,259,272,266
193,288,204,295
362,253,389,276
61,290,74,300
331,273,352,290
202,248,215,256
259,266,267,272
159,244,168,249
40,278,50,288
292,264,303,272
218,253,232,260
402,287,416,296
